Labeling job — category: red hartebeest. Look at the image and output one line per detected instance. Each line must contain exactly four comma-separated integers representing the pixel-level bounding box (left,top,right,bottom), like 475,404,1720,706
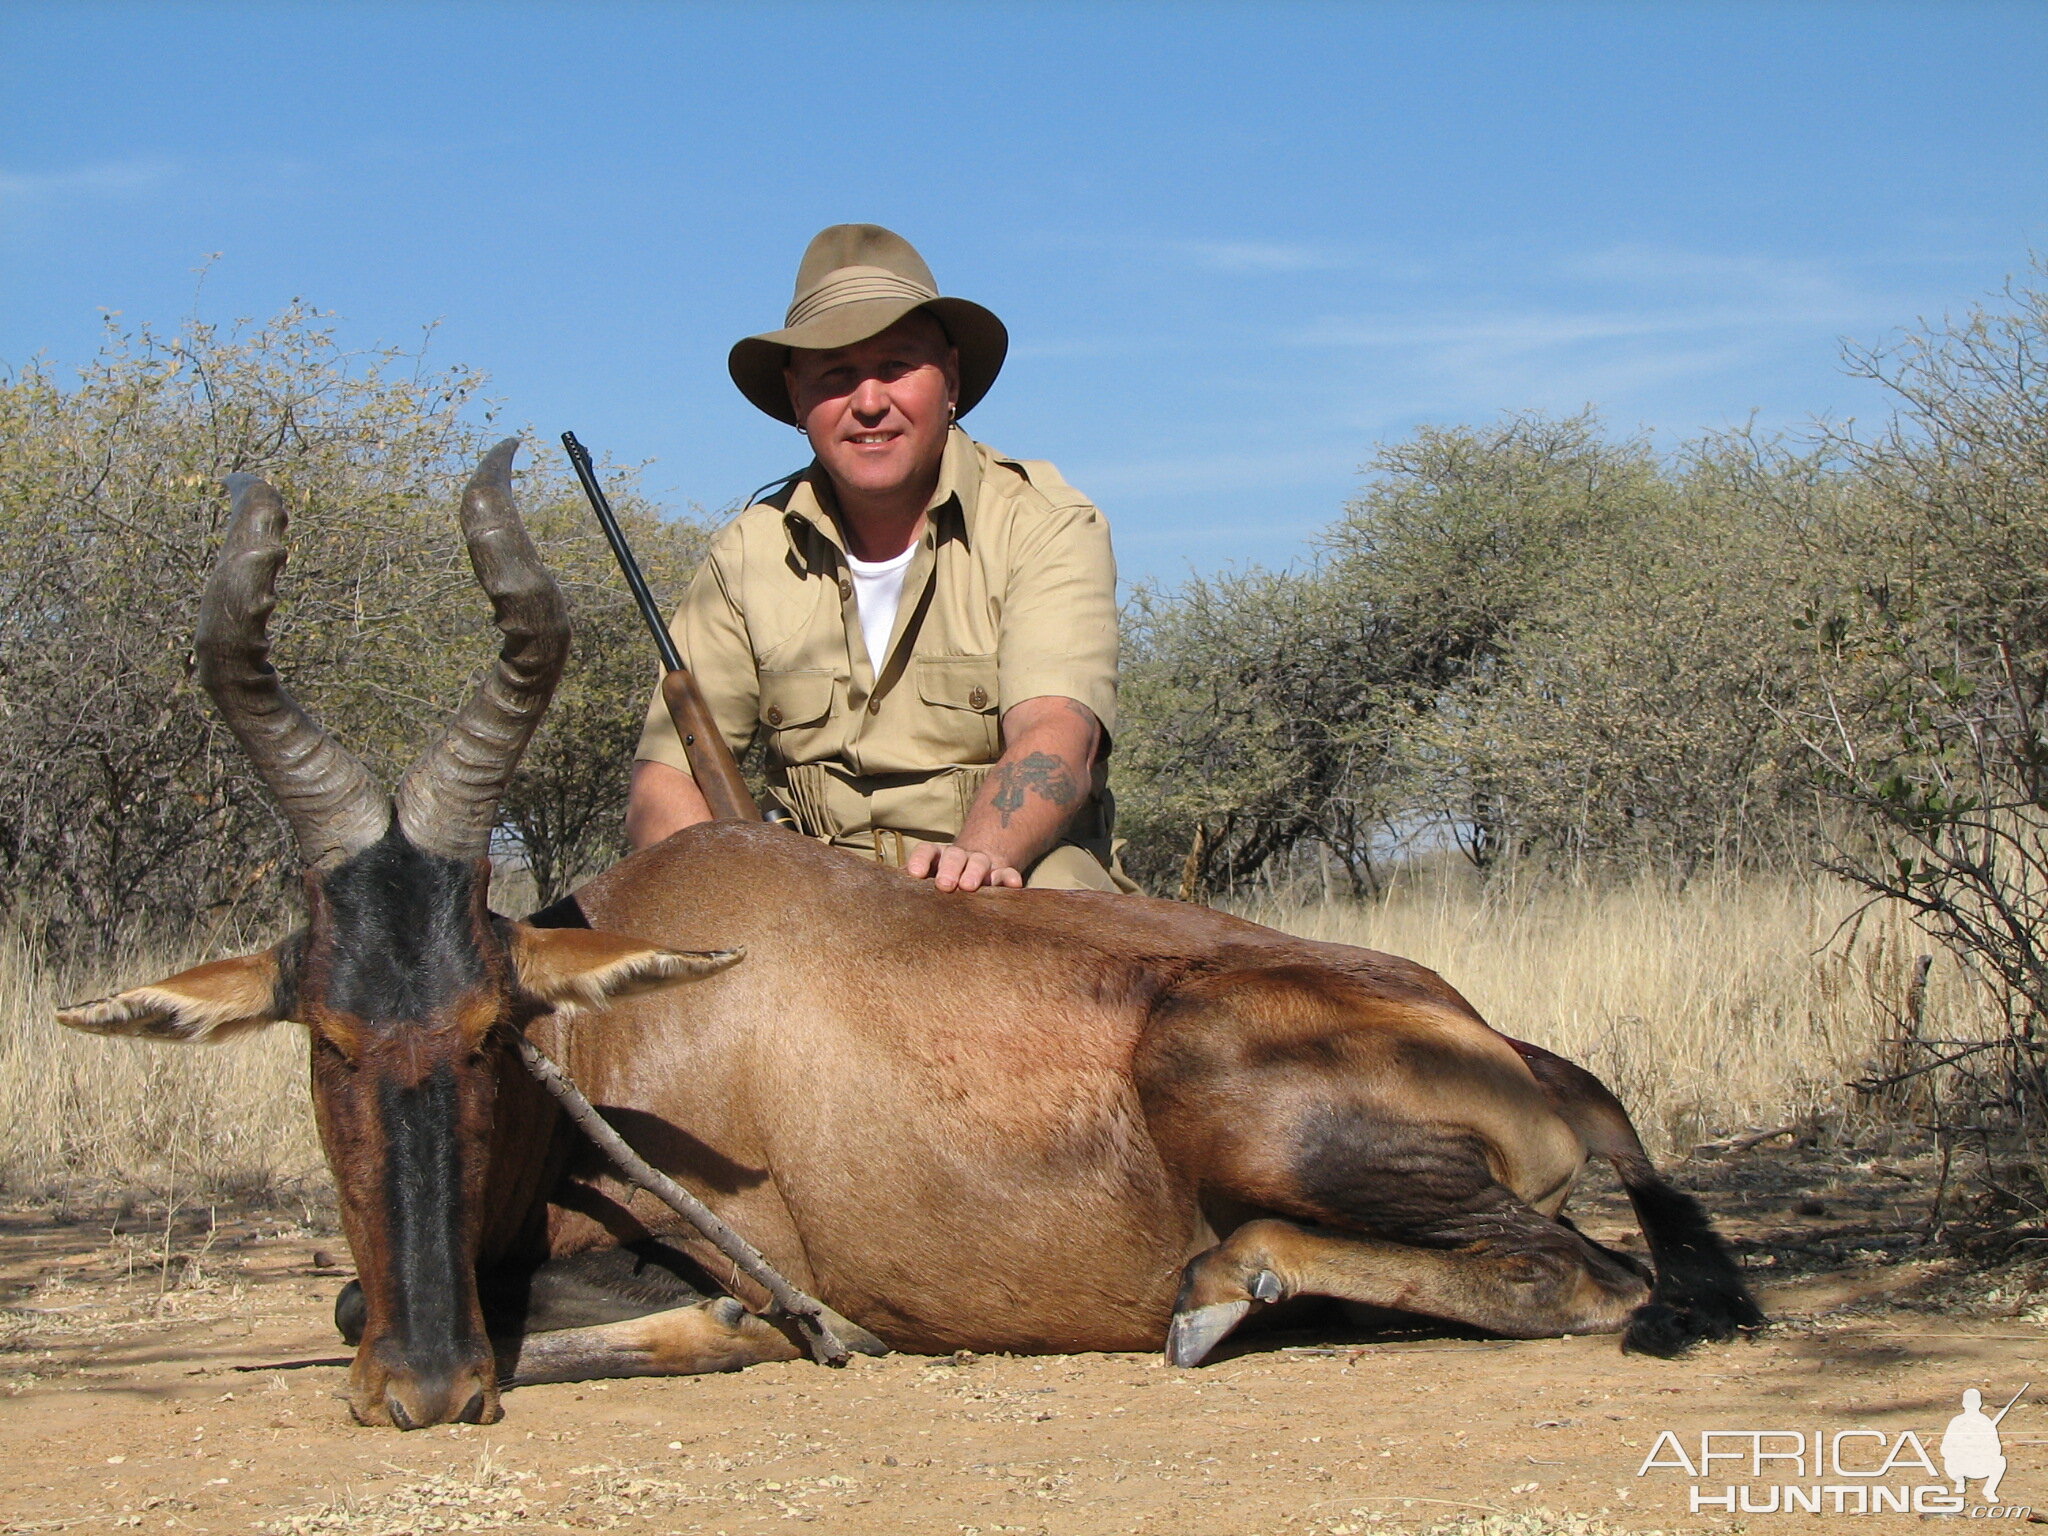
60,443,1760,1429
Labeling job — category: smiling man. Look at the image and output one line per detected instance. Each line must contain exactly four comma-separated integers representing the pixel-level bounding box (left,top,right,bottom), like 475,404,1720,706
625,224,1130,893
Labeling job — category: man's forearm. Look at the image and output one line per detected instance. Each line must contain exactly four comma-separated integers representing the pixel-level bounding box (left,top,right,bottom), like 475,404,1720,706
625,759,714,851
907,695,1101,891
956,743,1088,872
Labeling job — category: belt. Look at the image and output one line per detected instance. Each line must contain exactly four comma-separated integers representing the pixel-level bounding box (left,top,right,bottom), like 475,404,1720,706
772,761,994,850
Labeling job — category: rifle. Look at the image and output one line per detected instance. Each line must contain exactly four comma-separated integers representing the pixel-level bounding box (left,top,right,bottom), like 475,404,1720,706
1992,1384,2030,1424
560,431,765,824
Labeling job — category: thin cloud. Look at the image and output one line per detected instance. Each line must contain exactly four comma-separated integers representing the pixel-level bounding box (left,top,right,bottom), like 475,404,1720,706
1560,242,1867,313
1286,239,1903,420
0,156,181,205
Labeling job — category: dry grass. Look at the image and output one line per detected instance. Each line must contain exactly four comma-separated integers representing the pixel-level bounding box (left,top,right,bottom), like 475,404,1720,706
0,922,322,1199
1246,865,1992,1158
0,868,1991,1195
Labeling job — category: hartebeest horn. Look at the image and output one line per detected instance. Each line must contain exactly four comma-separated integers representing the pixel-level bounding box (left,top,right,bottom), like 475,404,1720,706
197,474,393,868
394,439,570,860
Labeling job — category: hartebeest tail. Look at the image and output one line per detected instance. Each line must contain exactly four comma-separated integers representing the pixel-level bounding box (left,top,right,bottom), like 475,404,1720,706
1506,1038,1763,1355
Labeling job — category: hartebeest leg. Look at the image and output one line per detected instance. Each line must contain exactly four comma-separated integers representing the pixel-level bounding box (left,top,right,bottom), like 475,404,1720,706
1166,1207,1651,1367
499,1297,803,1385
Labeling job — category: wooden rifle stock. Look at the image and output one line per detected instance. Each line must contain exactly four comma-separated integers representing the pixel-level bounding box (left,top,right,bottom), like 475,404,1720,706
561,431,763,824
657,670,760,823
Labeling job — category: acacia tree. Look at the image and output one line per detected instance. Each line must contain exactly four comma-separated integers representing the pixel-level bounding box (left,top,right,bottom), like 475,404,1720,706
1318,412,1669,867
1115,412,1684,892
1116,567,1399,897
0,305,706,947
1790,271,2048,1205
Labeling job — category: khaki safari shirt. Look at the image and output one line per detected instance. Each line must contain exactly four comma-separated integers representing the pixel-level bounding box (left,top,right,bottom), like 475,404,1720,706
633,428,1124,889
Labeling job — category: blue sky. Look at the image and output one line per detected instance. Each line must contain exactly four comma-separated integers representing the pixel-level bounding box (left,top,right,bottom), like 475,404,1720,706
3,1,2043,583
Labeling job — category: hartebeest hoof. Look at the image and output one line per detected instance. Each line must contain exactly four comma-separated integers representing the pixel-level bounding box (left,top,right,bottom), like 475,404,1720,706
1166,1300,1251,1367
1166,1259,1285,1366
808,1303,890,1358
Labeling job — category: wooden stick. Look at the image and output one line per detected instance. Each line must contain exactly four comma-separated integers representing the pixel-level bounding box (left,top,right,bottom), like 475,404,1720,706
514,1034,857,1366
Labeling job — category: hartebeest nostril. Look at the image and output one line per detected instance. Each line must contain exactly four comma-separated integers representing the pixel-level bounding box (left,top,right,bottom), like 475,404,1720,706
458,1388,487,1423
386,1394,418,1432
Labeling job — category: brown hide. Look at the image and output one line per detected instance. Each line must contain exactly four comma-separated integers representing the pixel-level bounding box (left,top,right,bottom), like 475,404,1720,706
528,821,1586,1355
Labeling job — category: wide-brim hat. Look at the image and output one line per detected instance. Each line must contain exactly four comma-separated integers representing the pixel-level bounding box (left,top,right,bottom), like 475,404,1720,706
729,223,1008,425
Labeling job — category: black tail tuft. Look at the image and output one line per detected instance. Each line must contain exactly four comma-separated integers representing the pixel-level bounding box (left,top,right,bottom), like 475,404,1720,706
1619,1175,1765,1357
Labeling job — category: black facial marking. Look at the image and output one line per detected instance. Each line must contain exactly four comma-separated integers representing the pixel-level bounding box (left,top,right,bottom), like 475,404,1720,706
312,823,498,1374
379,1062,472,1357
322,824,485,1022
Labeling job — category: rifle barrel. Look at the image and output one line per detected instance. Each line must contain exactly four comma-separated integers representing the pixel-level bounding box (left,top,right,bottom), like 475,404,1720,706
561,431,684,674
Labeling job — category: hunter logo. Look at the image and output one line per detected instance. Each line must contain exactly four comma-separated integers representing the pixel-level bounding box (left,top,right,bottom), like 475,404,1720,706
1635,1385,2030,1517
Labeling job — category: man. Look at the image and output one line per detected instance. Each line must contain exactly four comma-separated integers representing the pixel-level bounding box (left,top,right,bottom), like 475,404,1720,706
626,224,1129,893
1940,1389,2009,1503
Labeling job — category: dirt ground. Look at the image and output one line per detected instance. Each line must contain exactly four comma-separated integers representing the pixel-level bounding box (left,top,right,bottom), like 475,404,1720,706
2,1144,2043,1536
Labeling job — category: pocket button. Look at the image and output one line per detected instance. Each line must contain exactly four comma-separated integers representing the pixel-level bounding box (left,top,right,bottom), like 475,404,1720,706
968,685,989,710
766,706,784,726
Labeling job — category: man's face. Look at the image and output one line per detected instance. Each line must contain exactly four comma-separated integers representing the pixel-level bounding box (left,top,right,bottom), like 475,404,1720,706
785,312,959,506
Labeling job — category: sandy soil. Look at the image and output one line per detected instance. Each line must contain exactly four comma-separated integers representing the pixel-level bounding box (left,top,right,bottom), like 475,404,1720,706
2,1145,2042,1536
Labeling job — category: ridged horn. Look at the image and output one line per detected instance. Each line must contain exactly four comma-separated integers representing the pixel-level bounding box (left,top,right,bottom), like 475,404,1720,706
196,474,393,868
394,439,570,860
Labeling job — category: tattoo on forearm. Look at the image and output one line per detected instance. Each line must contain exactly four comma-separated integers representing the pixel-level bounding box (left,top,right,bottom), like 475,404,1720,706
988,751,1080,829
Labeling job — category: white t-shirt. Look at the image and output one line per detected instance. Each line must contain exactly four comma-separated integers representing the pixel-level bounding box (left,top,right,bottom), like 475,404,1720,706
844,545,918,672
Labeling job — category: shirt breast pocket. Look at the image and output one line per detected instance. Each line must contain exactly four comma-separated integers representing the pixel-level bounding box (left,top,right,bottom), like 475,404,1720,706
757,670,837,756
913,654,1000,762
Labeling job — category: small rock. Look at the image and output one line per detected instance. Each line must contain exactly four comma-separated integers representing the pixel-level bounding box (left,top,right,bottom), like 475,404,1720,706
1796,1199,1829,1217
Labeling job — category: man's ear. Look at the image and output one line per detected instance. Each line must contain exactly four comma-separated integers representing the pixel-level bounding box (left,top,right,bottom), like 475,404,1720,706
58,951,284,1043
509,926,743,1016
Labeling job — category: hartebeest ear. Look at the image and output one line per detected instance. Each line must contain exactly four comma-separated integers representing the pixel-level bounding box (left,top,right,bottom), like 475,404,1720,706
57,951,284,1043
508,925,743,1015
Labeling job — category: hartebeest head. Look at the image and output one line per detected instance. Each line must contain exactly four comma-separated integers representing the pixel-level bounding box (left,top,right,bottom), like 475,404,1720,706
58,441,735,1428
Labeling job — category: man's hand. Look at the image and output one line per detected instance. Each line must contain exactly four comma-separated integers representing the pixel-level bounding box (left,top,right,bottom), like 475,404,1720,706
905,840,1024,893
904,695,1101,893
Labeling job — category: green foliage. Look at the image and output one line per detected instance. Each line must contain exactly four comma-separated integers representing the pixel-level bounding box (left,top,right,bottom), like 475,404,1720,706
1118,567,1398,896
1115,271,2048,908
0,305,707,946
1116,411,1843,888
1784,272,2048,1195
